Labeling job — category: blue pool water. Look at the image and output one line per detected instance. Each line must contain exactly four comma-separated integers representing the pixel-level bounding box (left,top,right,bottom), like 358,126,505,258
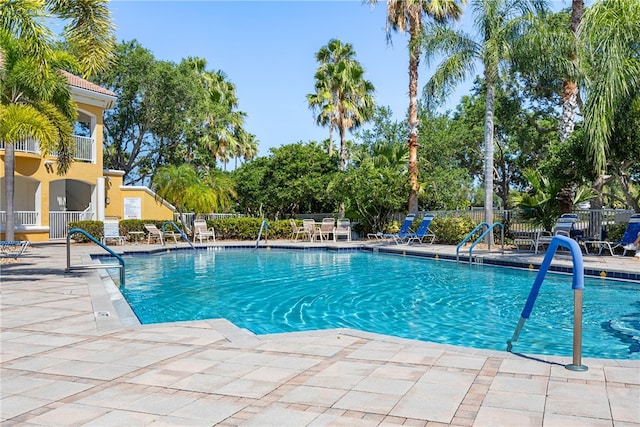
114,249,640,359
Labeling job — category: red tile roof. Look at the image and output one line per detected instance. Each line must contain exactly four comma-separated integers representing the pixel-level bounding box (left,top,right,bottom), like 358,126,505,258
60,70,115,97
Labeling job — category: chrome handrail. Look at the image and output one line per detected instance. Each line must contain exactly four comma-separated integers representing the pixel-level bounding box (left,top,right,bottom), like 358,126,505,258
66,228,125,286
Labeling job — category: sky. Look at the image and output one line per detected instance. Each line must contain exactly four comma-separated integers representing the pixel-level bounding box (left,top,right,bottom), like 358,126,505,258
106,0,572,158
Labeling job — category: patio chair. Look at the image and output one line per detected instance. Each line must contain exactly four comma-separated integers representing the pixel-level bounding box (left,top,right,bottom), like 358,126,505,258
318,218,335,241
382,213,416,243
333,219,351,242
193,220,215,243
302,219,316,242
403,214,436,245
290,219,310,241
0,240,31,259
583,214,640,256
144,223,169,245
102,218,125,246
534,214,579,253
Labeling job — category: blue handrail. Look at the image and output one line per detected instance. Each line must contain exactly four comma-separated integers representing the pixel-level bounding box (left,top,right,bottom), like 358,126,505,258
66,228,125,286
468,222,504,260
256,220,269,248
507,235,587,371
162,221,194,249
456,222,488,262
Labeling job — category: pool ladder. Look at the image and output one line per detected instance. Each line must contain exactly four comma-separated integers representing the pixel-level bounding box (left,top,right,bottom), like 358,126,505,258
456,222,504,263
507,235,587,371
66,228,126,286
256,220,269,248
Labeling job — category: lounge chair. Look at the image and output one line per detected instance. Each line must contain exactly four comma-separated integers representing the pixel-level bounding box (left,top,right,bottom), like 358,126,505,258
382,213,416,243
317,218,335,241
193,220,215,243
290,219,310,241
404,214,436,245
302,219,316,242
333,219,351,242
583,214,640,256
534,214,579,253
0,240,31,259
143,223,177,245
102,218,125,246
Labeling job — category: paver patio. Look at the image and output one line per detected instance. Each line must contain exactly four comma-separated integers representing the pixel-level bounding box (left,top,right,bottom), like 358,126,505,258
1,242,638,426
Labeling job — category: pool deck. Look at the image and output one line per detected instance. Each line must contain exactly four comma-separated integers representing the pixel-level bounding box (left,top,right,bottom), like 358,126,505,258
1,240,639,426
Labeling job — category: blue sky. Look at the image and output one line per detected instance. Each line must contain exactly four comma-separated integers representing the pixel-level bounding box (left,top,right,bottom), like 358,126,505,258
107,0,570,158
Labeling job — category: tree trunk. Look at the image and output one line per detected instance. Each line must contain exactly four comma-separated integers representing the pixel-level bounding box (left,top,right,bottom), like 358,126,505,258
4,143,15,241
484,77,496,247
560,0,584,142
407,16,421,215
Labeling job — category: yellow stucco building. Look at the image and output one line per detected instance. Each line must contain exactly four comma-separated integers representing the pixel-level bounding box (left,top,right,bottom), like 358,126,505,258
1,71,175,242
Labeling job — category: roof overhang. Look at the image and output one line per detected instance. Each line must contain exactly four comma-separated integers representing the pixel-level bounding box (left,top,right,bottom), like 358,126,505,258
70,85,116,110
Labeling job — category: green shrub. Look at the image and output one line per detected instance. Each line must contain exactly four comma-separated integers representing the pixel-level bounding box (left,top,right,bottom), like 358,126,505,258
209,218,291,240
607,222,627,243
68,220,103,242
429,217,477,245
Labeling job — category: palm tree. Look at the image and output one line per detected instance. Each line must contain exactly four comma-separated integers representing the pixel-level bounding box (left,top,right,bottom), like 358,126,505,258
1,0,115,240
151,164,221,224
579,0,640,174
422,0,545,231
0,29,77,241
369,0,465,214
307,39,375,171
1,0,115,78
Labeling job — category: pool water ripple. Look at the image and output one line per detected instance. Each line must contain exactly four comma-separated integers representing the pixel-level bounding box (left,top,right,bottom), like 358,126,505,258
116,249,640,359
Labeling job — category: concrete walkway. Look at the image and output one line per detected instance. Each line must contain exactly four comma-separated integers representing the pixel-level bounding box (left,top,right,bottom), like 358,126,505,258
1,241,639,426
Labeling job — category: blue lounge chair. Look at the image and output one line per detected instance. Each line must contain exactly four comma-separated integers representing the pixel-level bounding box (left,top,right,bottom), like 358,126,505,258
404,214,436,245
583,214,640,256
381,213,415,243
0,240,31,259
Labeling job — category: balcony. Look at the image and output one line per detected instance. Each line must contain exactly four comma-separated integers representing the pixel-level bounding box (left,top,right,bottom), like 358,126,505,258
0,135,95,163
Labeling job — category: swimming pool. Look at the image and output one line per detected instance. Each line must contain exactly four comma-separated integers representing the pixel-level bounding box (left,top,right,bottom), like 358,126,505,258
114,248,640,359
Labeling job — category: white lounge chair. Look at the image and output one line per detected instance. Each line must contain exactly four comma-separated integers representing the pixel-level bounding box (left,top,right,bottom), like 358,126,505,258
333,219,351,242
290,219,310,241
102,218,125,246
194,220,215,243
144,223,178,245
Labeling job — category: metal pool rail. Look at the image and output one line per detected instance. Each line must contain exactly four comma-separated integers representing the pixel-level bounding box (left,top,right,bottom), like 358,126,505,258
66,228,125,286
256,220,269,248
507,235,587,371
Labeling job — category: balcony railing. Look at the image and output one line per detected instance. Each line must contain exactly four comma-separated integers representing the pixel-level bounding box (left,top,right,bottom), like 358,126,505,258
0,211,40,227
0,135,95,163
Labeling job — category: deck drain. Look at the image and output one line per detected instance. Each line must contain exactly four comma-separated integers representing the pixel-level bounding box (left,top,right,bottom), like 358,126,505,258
94,311,111,318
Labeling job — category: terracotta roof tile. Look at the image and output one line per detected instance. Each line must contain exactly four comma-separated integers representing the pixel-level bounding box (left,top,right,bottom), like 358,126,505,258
60,70,115,97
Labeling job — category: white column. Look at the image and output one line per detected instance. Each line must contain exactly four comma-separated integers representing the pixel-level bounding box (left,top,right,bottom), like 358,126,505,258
96,177,105,221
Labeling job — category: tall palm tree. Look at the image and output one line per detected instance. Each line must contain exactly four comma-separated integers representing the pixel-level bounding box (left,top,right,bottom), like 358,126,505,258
0,29,76,241
422,0,545,230
307,39,375,171
1,0,115,240
1,0,115,78
580,0,640,174
369,0,465,213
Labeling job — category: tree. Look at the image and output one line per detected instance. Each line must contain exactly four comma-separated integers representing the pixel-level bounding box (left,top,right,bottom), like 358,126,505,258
1,0,114,240
150,164,221,225
422,0,545,230
0,0,115,78
0,30,76,241
579,0,640,175
307,39,375,172
233,142,340,219
369,0,465,214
